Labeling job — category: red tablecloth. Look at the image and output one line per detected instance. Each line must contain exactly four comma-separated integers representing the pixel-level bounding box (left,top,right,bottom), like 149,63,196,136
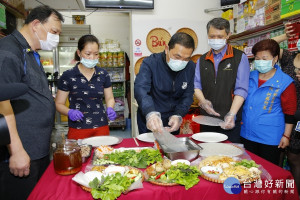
28,136,298,200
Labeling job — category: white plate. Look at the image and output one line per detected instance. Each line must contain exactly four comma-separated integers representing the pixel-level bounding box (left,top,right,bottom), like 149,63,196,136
192,115,224,126
199,143,244,157
82,136,123,147
192,132,228,143
136,133,155,143
171,159,190,166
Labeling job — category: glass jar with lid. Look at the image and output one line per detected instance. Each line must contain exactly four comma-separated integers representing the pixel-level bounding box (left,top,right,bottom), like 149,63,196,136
53,139,82,175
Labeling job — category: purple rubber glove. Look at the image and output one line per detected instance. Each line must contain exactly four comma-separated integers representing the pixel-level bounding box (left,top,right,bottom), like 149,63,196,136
68,109,84,121
107,107,117,121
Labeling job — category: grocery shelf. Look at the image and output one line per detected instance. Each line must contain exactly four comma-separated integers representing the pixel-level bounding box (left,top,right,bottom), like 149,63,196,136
229,21,284,42
229,15,300,42
111,80,125,83
204,4,235,13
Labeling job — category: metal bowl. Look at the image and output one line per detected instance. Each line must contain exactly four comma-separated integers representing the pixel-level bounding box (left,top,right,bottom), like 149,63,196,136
157,137,203,161
80,144,92,163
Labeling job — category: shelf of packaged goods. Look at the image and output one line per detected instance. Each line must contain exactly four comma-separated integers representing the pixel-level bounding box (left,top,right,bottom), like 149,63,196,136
229,15,300,42
229,21,284,42
0,0,26,19
111,80,125,83
113,94,124,98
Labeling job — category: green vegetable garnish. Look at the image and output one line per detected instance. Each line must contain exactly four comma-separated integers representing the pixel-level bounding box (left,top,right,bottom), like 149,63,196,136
235,159,259,168
149,163,200,190
89,173,133,200
104,149,162,168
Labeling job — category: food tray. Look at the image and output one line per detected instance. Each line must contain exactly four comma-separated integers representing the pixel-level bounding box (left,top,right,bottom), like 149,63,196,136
148,180,178,187
144,164,178,187
92,147,155,167
157,137,203,161
201,174,224,183
81,166,145,192
200,174,260,184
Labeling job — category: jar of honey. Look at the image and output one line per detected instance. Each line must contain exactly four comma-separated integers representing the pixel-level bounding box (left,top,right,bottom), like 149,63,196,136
53,139,82,175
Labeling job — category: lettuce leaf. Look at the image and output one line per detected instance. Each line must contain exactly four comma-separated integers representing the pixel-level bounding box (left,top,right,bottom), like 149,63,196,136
105,149,162,168
90,173,133,200
164,163,200,190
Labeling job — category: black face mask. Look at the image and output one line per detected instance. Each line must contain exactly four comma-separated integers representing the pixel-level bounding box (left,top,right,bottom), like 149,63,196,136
0,114,10,146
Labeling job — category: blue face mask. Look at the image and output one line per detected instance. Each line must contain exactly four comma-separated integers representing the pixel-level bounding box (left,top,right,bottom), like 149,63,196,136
254,60,273,73
80,57,98,68
168,58,188,71
297,39,300,51
167,51,188,72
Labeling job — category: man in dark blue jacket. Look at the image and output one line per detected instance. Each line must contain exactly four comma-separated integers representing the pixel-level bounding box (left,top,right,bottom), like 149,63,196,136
134,32,195,135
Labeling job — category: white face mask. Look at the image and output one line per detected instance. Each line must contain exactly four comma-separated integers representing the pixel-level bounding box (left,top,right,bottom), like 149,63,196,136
35,24,59,51
208,39,227,51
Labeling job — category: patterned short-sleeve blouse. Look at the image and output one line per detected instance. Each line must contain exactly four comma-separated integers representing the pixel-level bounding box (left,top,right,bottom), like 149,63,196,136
281,50,300,151
58,63,112,129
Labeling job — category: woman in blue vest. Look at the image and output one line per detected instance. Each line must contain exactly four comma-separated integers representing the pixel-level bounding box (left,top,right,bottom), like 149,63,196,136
241,39,297,165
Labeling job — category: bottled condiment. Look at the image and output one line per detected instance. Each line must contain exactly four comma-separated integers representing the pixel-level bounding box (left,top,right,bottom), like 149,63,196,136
53,139,82,175
100,51,108,67
117,51,125,67
112,51,118,67
107,52,113,67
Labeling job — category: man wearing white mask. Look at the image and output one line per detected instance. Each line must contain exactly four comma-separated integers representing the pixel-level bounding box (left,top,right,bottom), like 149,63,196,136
0,5,63,199
194,18,250,143
135,32,195,135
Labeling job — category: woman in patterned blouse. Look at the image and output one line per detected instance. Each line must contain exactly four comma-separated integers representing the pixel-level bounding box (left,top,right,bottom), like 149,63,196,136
56,35,116,139
273,22,300,196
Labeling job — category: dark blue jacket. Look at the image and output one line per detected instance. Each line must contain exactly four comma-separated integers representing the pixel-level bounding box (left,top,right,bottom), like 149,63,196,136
134,52,195,129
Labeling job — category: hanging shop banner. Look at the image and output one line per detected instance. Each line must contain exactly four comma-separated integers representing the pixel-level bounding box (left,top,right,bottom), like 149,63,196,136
176,27,198,49
0,3,6,29
146,28,171,53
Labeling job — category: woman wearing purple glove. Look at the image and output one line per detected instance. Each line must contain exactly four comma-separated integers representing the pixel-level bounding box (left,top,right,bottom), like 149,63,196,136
106,107,117,121
55,35,116,139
